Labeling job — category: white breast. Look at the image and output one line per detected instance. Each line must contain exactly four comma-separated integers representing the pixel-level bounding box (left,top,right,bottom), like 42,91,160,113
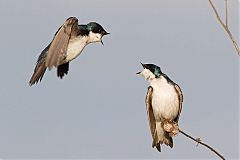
150,76,179,121
65,36,88,62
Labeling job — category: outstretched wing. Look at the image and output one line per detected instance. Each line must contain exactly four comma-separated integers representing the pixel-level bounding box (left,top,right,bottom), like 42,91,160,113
146,86,161,151
174,83,183,122
45,17,79,69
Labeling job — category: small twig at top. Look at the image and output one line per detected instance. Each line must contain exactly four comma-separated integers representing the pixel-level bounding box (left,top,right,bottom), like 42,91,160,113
225,0,228,28
208,0,240,56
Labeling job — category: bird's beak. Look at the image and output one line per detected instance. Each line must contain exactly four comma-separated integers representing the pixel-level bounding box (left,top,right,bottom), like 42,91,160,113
103,32,110,36
136,62,145,75
101,32,110,46
101,40,104,45
140,62,147,68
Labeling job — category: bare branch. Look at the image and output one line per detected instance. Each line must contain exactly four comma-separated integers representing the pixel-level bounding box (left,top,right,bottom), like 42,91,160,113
208,0,240,56
209,0,226,28
162,121,226,159
225,0,228,27
179,129,226,160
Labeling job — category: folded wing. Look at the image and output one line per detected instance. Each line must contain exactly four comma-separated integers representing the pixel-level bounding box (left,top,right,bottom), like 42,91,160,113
174,84,183,122
146,86,161,151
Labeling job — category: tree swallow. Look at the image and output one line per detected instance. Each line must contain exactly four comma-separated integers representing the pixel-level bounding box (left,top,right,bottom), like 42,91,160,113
29,17,109,86
137,63,183,152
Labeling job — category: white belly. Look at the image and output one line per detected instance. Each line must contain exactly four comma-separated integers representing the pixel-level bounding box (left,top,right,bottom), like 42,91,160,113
151,77,179,121
65,37,88,62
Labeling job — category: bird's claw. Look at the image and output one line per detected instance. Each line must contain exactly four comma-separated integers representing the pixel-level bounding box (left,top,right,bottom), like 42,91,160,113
162,119,179,136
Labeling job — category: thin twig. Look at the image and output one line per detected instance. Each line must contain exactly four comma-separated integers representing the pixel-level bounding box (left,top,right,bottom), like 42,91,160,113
208,0,240,56
179,129,226,160
225,0,228,27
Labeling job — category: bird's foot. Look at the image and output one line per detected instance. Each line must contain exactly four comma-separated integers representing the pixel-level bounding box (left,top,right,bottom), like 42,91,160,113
162,119,179,136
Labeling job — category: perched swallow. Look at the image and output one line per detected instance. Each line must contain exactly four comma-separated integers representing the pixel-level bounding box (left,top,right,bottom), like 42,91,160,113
29,17,109,86
137,63,183,152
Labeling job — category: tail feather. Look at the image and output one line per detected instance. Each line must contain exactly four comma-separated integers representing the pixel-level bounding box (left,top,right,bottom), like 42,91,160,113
156,144,161,152
163,132,173,148
57,62,69,79
154,122,173,151
29,63,46,86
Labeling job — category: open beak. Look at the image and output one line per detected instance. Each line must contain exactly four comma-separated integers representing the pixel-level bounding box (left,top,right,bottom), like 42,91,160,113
136,62,145,74
103,31,110,36
101,32,110,46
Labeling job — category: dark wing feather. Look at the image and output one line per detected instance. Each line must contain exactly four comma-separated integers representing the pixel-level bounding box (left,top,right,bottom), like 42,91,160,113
29,63,46,86
29,44,50,86
45,17,79,69
174,83,183,122
146,86,160,151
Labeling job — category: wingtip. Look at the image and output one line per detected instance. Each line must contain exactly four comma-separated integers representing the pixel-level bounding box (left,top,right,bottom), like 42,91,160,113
29,78,38,86
29,64,47,86
29,82,33,87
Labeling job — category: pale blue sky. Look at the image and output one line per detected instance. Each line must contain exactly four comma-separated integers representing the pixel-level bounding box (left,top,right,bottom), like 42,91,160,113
0,0,239,159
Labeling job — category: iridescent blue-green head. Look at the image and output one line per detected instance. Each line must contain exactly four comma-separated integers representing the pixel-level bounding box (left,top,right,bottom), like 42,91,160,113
137,63,162,81
86,22,110,45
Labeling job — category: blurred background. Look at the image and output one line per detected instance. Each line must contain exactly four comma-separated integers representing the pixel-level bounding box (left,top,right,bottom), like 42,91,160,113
0,0,239,159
